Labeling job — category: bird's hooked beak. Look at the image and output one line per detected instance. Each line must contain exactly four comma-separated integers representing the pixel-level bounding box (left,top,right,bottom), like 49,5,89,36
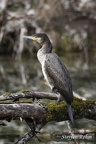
23,35,38,41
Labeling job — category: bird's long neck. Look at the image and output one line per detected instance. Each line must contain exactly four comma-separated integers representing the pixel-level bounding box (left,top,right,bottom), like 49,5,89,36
40,40,52,54
37,40,52,64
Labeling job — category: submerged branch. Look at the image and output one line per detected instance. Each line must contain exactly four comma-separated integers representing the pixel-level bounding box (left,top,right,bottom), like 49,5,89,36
14,130,35,144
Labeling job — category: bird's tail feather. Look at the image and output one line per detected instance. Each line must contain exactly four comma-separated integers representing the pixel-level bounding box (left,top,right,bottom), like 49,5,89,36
67,104,74,125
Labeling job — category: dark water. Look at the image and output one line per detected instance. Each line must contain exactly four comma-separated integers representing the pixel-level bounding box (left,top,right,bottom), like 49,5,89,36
0,52,96,144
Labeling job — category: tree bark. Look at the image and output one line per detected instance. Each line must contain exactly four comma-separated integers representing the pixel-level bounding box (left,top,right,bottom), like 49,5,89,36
0,103,46,122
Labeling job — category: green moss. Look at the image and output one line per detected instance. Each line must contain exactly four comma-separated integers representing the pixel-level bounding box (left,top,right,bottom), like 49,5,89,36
18,99,32,103
41,97,96,122
72,97,83,111
71,97,95,120
21,90,31,93
0,101,11,104
40,101,67,122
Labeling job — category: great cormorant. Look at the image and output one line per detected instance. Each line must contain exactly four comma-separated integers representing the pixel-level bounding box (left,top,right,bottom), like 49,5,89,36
23,33,74,124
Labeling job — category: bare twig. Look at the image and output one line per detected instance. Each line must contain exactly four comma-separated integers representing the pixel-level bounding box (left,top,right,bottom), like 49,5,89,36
0,91,58,101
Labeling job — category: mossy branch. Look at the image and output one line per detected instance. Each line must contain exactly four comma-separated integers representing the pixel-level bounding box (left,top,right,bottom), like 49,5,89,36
0,91,96,144
43,98,96,123
0,91,95,122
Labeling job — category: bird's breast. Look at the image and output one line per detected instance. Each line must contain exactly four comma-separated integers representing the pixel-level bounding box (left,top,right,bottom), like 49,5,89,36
37,50,46,65
37,50,48,81
37,51,53,88
42,61,54,89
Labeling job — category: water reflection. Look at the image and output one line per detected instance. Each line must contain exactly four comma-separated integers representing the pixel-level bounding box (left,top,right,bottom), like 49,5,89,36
0,52,96,144
0,56,48,94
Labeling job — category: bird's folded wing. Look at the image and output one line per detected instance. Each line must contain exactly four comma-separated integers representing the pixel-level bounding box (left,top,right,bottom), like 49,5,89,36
44,53,73,102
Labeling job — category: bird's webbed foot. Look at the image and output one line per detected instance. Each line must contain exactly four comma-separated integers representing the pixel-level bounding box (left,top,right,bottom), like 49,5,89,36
52,87,61,103
52,87,58,94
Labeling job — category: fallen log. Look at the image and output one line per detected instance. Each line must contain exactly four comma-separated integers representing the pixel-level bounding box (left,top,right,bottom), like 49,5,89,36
0,91,95,144
0,91,95,122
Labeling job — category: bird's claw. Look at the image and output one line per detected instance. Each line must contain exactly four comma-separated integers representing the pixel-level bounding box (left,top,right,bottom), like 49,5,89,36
56,97,61,104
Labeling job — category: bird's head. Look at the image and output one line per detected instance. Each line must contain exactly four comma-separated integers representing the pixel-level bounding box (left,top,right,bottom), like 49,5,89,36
23,33,49,46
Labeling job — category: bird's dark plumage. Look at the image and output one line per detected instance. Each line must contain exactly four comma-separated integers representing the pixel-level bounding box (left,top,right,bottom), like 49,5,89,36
44,53,73,104
23,33,74,124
